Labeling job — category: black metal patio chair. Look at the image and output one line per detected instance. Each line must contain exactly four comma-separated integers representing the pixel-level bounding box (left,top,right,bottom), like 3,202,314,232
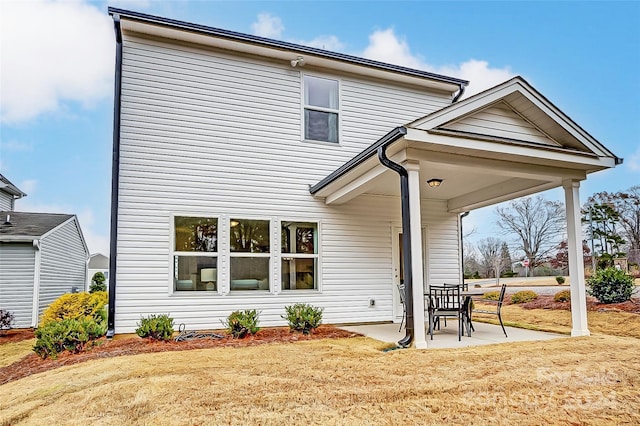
427,283,463,341
472,283,508,338
397,283,406,332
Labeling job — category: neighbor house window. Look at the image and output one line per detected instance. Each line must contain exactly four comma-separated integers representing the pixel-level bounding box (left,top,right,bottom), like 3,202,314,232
281,222,318,290
304,75,339,143
229,219,270,291
173,216,218,292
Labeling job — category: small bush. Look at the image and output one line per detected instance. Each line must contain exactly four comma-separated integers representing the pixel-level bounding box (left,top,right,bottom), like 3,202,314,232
554,290,571,302
39,291,108,326
0,309,15,335
89,272,107,293
135,314,175,341
482,291,500,301
33,318,106,359
282,303,323,334
511,290,539,304
587,267,635,304
555,276,566,285
223,310,260,338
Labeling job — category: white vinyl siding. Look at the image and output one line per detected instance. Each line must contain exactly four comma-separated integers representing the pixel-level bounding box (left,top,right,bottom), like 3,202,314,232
0,193,13,211
114,33,456,333
0,243,35,328
38,219,88,315
444,102,559,146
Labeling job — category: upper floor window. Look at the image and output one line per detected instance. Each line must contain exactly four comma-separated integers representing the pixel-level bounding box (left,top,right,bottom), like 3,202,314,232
304,75,339,143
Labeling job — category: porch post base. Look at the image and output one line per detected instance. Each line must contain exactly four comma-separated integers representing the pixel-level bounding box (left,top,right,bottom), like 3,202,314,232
571,329,591,337
414,340,428,349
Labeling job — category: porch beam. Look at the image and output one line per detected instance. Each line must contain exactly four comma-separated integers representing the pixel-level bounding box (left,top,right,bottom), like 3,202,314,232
563,179,590,336
447,179,559,213
405,148,587,181
406,161,427,349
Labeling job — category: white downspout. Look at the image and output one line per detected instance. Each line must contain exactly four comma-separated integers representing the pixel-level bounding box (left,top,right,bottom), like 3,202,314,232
31,239,42,328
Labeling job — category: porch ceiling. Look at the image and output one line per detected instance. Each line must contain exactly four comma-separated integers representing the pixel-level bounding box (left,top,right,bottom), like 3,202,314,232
310,77,620,213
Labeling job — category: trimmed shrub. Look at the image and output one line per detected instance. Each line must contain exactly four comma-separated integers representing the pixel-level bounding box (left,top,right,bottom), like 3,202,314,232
135,314,175,341
282,303,323,334
39,291,108,326
223,310,260,338
89,272,107,293
587,267,635,304
555,276,566,285
0,309,15,335
33,318,106,359
482,291,501,301
511,290,539,304
554,290,571,302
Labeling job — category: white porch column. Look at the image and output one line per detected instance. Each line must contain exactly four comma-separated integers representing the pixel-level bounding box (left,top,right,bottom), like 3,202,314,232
406,161,427,349
563,179,590,336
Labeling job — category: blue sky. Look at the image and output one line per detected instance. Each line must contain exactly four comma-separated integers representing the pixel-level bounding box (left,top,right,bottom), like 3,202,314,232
1,0,639,255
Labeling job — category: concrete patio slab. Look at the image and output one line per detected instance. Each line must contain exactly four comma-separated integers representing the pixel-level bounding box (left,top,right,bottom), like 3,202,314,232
339,321,566,349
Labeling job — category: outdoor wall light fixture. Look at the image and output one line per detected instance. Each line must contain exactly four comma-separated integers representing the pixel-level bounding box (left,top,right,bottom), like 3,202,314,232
427,178,443,188
290,56,305,67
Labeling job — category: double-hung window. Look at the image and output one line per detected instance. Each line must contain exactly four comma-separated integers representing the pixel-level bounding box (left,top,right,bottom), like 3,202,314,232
281,221,318,290
304,75,339,143
229,219,271,291
173,216,218,292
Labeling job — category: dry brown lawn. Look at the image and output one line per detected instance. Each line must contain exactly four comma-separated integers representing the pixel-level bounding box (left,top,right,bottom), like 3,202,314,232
1,306,639,425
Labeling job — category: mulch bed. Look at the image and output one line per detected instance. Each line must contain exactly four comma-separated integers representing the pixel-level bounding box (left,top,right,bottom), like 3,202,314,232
518,296,640,313
0,325,360,385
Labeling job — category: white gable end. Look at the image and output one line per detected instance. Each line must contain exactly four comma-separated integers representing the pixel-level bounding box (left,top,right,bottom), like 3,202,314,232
440,101,560,147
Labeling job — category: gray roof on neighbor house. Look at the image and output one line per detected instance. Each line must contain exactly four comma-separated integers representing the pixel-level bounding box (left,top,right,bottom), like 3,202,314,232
0,211,73,241
0,174,27,197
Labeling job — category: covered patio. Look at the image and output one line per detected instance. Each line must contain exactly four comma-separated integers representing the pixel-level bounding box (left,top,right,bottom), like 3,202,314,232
311,77,620,349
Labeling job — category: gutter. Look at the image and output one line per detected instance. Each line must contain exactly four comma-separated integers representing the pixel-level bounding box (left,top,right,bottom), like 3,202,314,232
376,130,414,348
452,83,465,103
106,13,124,338
310,127,408,195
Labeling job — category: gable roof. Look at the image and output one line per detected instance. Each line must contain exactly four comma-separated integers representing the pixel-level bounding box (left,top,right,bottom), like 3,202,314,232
108,7,468,93
0,211,74,241
408,76,621,161
0,174,27,197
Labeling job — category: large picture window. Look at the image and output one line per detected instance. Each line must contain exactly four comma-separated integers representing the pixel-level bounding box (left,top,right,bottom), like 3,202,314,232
229,219,270,291
173,216,218,292
281,221,318,290
304,75,339,143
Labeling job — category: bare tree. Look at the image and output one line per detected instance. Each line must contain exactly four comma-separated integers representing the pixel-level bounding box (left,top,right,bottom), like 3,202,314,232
496,196,565,275
477,237,504,284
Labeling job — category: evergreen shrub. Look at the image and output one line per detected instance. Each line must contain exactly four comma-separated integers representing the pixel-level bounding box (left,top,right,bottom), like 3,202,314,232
282,303,323,334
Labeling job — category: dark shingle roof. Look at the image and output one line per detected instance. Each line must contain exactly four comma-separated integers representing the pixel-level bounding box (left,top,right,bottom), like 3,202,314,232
0,211,73,240
0,174,27,197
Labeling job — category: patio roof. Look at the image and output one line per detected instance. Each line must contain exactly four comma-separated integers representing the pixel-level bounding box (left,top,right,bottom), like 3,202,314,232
310,77,620,212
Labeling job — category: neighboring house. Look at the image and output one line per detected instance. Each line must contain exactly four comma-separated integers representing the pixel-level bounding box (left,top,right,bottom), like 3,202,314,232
106,8,620,347
0,174,27,211
87,253,109,289
0,212,89,328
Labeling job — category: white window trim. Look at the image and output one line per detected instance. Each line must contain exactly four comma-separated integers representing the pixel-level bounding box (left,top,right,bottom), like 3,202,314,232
169,213,220,296
279,219,322,293
300,73,342,145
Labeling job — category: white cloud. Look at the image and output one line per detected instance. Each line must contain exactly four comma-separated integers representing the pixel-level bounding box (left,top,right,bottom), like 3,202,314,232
251,13,284,38
627,146,640,172
362,28,515,97
0,0,115,123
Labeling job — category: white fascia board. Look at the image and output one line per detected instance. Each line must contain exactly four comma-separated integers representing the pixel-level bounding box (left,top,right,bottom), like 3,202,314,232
405,128,616,171
0,236,37,242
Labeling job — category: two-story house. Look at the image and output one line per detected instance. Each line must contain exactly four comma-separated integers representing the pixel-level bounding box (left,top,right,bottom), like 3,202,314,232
107,8,619,348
